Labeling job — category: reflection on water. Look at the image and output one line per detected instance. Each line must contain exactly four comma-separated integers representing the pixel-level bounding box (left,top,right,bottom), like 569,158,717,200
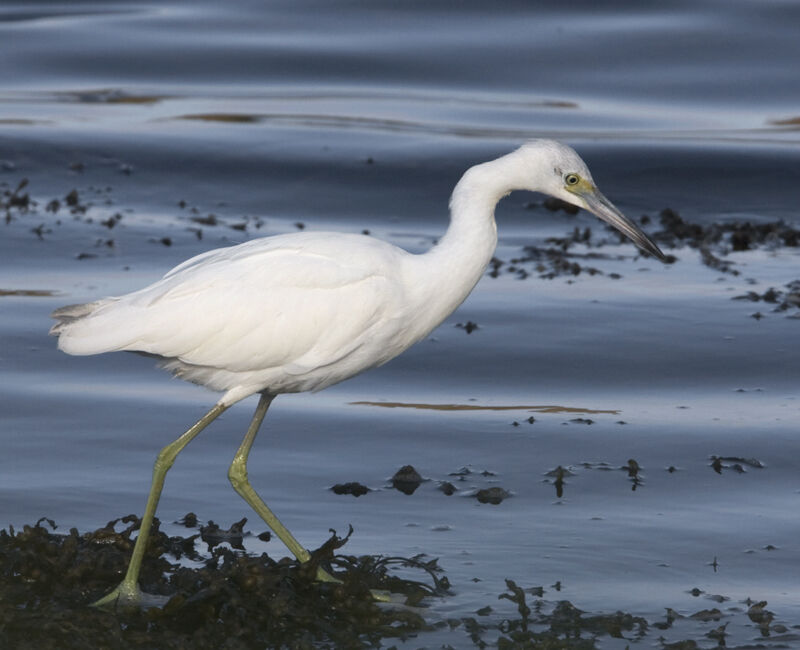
350,401,620,414
0,289,57,296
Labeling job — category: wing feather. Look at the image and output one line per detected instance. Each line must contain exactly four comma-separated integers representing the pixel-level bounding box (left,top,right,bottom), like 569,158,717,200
55,233,407,376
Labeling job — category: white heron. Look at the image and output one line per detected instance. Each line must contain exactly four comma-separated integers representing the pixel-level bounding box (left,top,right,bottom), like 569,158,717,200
50,140,666,607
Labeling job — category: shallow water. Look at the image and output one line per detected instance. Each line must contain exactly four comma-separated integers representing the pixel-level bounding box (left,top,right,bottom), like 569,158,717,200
2,1,800,646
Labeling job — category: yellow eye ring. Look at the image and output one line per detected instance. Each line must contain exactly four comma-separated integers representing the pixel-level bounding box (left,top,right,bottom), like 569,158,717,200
565,173,580,186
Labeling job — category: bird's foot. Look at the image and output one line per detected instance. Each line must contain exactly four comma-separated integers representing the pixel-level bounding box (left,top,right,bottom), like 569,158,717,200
313,566,392,602
92,580,169,610
310,564,392,601
370,589,394,603
315,566,342,584
91,579,141,610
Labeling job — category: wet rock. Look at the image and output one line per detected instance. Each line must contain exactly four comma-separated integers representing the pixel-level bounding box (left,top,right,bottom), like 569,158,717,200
331,482,370,497
474,487,510,505
689,608,722,622
178,512,198,528
391,465,423,495
747,601,775,635
65,188,80,206
448,466,473,477
191,214,218,226
438,481,457,496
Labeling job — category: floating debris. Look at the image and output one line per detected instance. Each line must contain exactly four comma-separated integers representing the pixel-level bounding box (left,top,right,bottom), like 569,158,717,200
733,281,800,317
199,517,247,551
710,455,765,474
623,458,644,490
456,320,479,333
544,465,573,498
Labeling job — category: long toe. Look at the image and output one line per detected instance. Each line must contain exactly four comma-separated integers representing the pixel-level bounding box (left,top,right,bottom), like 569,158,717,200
315,566,343,584
92,581,142,610
92,581,169,610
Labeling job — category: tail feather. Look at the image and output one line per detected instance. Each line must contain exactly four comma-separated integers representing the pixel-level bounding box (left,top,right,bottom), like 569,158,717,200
49,298,130,354
49,301,106,335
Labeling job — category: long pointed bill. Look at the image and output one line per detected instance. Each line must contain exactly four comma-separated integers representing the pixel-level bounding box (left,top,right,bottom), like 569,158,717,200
581,189,667,262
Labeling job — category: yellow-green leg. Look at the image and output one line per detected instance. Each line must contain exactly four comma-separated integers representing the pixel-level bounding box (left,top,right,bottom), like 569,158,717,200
92,401,231,608
228,393,339,583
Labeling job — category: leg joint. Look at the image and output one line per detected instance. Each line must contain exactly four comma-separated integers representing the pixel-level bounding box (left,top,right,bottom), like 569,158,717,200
228,456,249,492
154,441,180,475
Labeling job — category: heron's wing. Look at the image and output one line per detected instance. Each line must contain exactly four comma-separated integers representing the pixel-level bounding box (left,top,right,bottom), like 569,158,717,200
56,235,407,375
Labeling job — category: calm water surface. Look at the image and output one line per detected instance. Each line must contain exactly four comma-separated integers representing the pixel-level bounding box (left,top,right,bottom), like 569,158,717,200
2,1,800,646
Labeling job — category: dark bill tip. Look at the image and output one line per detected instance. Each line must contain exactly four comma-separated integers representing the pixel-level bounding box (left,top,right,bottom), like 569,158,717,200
582,190,668,262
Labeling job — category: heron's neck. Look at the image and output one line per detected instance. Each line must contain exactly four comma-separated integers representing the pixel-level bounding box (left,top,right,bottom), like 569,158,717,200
430,152,525,277
408,153,524,323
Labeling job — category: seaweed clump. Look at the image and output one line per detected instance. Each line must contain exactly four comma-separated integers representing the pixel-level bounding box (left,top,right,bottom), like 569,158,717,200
462,579,647,649
0,516,445,650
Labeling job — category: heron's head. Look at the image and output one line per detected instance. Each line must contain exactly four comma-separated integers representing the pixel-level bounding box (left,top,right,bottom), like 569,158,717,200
514,140,667,261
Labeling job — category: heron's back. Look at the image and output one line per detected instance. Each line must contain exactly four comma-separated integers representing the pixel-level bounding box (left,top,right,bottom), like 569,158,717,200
50,232,431,398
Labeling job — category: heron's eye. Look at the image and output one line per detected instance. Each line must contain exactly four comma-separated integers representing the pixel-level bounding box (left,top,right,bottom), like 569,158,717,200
565,173,580,187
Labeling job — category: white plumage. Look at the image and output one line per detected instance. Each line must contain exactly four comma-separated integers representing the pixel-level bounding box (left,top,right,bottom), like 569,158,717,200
53,233,422,400
50,140,665,607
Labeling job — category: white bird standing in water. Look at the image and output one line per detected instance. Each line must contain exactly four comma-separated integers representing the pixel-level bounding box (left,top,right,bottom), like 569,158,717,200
51,140,666,607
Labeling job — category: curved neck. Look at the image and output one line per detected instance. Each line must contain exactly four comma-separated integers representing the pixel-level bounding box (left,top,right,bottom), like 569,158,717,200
427,151,527,283
404,152,526,333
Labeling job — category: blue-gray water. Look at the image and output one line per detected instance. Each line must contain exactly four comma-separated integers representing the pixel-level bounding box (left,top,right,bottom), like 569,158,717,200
2,1,799,646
